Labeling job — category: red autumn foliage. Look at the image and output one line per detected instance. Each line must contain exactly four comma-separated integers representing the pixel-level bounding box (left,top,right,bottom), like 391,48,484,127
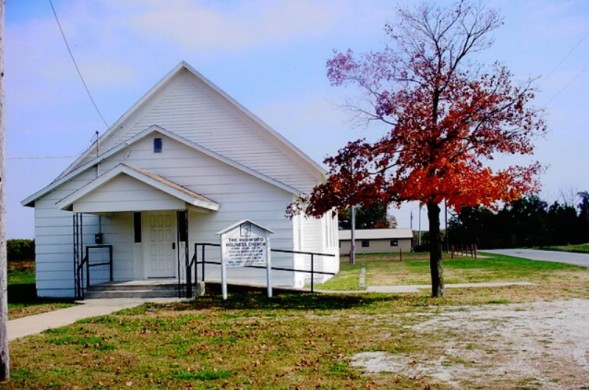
298,44,545,217
288,1,546,297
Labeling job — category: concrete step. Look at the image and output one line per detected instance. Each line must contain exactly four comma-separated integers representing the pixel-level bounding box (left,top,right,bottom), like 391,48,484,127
85,289,180,299
86,282,181,299
88,283,179,292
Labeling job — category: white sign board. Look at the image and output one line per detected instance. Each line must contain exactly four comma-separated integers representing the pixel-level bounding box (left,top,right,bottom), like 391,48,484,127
221,223,268,267
217,220,273,300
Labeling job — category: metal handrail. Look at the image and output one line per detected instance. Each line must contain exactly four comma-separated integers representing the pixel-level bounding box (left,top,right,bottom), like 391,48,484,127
76,255,89,299
188,242,337,295
76,245,113,298
186,250,198,298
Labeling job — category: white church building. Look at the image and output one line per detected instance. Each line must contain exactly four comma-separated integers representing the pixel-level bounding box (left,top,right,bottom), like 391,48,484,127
22,61,339,298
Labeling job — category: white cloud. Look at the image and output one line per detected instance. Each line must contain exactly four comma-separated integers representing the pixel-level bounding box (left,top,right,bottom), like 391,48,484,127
256,92,391,165
6,0,589,238
119,0,338,52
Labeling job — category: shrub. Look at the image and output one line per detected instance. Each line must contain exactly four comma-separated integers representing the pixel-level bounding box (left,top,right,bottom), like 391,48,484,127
7,239,35,261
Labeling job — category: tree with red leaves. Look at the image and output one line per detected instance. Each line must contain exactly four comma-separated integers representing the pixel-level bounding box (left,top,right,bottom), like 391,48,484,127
288,1,546,297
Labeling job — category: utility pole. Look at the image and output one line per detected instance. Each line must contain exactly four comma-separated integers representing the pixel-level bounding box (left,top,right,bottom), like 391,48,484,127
418,204,422,247
0,0,10,382
444,200,449,253
350,205,356,264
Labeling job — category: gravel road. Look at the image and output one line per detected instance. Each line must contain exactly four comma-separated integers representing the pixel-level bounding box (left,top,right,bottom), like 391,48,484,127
483,249,589,267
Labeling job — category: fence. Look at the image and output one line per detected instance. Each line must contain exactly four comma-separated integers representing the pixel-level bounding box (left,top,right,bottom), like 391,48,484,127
450,244,478,259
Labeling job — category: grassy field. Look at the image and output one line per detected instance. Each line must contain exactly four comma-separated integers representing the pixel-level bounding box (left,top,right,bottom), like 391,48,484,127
3,253,589,388
7,261,75,319
539,243,589,254
7,260,35,285
320,252,587,293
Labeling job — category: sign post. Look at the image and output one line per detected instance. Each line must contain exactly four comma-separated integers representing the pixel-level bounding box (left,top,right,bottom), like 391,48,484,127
217,220,273,300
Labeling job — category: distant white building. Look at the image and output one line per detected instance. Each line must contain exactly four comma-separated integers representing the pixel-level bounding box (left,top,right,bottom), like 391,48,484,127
22,61,339,298
339,229,413,254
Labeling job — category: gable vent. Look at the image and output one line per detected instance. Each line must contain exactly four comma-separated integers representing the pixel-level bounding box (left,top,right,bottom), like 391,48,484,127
154,138,163,153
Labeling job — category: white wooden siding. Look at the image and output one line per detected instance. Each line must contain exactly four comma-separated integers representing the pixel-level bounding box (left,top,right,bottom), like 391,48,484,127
297,213,340,284
101,213,135,281
34,169,101,297
78,69,322,192
34,134,303,295
72,175,185,213
29,64,340,296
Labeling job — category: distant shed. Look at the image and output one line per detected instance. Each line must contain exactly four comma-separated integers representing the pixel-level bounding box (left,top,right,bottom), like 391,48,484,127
339,229,413,254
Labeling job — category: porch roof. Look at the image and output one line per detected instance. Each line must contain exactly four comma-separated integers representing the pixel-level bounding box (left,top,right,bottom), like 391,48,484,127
56,164,220,213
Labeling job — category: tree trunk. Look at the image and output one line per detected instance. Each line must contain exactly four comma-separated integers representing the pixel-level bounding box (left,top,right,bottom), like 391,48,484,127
427,201,444,297
0,0,8,381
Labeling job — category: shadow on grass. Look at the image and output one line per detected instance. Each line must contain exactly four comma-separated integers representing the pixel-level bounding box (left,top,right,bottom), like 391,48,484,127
8,283,75,305
219,292,389,310
198,283,395,310
122,284,439,314
131,292,391,313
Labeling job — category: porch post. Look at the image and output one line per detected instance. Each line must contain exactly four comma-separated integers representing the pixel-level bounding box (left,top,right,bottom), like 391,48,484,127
73,213,84,299
178,210,190,298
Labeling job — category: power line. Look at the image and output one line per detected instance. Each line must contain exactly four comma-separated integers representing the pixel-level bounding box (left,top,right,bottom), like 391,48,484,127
542,29,589,105
543,30,589,83
546,63,589,105
49,0,109,128
9,129,102,161
8,155,78,160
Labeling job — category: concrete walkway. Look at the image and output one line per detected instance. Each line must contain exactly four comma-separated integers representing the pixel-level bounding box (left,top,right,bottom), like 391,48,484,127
367,281,535,293
317,281,535,294
8,298,181,341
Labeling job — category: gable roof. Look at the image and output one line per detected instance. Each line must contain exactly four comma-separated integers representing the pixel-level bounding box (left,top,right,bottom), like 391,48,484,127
58,61,324,181
22,125,302,207
56,163,220,212
216,219,274,235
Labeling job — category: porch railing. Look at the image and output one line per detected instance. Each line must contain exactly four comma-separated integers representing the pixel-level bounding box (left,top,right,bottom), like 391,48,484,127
185,243,336,298
75,245,113,299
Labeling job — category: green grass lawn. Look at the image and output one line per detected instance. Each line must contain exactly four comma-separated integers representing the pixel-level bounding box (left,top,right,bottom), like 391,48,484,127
2,253,589,389
7,260,35,285
539,243,589,254
5,293,435,389
320,252,586,290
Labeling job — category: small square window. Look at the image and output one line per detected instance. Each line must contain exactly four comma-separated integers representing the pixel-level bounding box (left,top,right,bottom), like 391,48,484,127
361,240,370,248
154,138,163,153
390,240,398,247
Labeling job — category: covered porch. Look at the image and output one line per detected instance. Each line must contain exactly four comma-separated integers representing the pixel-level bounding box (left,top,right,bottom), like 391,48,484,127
57,164,219,299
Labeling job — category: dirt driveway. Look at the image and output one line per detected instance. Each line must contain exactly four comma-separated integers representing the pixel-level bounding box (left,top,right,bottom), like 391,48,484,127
352,299,589,388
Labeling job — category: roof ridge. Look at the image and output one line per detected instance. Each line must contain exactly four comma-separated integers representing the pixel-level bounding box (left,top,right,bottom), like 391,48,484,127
57,61,324,181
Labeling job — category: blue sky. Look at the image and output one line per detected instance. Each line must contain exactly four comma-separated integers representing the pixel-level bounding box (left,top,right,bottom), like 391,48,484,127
5,0,589,238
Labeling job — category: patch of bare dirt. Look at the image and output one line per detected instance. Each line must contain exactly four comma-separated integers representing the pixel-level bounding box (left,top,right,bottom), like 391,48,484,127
351,299,589,388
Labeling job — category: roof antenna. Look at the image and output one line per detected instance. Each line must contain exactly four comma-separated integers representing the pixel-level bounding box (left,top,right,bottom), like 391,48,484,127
95,131,99,157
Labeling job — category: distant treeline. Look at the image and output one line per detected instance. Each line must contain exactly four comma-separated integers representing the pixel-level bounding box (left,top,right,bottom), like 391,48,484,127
7,239,35,261
448,192,589,249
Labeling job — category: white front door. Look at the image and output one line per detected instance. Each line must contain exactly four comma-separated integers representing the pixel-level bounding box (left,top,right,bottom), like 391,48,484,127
144,211,177,278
